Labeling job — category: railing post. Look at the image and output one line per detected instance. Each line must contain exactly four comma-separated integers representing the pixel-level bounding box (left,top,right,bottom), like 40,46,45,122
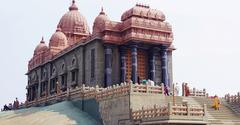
203,104,207,121
227,93,230,102
193,88,196,96
234,95,236,103
168,102,172,116
130,108,133,120
142,106,145,119
182,83,185,96
238,92,240,103
203,88,206,97
161,83,164,95
153,104,156,117
187,103,190,116
67,87,70,99
95,85,99,98
146,84,149,93
130,83,134,93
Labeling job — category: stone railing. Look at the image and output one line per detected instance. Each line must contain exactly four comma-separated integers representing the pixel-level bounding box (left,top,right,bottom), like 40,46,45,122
225,92,240,104
182,83,208,97
96,83,130,101
131,83,164,94
189,88,208,97
96,83,164,101
25,83,165,107
131,102,207,121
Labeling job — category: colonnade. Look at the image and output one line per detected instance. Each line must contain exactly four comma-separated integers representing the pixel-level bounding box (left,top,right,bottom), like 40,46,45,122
104,43,170,87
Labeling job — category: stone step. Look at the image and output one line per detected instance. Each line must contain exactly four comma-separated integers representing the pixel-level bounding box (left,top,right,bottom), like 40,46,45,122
170,96,240,123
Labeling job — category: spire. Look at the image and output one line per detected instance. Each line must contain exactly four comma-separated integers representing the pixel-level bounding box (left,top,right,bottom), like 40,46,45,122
69,0,78,11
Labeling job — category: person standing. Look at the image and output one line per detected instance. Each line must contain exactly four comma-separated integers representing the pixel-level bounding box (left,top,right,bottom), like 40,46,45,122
15,98,19,109
185,83,190,96
175,83,180,96
164,85,169,96
212,95,220,110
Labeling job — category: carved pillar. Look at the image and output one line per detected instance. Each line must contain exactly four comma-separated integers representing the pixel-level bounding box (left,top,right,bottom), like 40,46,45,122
131,44,138,84
160,45,169,87
120,46,126,83
104,44,112,87
149,48,157,82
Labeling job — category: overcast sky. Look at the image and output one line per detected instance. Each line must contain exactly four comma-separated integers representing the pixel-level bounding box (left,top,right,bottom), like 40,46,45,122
0,0,240,107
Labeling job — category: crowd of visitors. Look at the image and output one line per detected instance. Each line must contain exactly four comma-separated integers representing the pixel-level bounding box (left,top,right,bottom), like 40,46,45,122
1,98,19,112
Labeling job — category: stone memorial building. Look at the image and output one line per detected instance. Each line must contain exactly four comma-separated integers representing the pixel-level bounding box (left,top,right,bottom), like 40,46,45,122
26,0,175,101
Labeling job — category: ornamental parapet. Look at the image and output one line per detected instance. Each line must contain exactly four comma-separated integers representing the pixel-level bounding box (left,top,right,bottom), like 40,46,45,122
122,29,173,44
103,21,122,32
122,17,172,33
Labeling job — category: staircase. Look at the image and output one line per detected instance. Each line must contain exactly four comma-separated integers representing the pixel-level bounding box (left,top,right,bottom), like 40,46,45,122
180,96,240,124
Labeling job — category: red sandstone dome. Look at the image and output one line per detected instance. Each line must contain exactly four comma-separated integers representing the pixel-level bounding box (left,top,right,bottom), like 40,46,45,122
121,4,165,21
57,0,90,36
49,28,68,49
34,38,48,56
93,8,109,35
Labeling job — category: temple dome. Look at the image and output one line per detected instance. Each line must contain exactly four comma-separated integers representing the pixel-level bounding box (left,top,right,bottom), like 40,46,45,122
93,8,109,35
34,38,48,56
49,28,68,49
57,0,90,36
121,4,165,21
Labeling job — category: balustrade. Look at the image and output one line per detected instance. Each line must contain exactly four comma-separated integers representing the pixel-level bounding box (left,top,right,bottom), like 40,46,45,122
131,102,206,121
225,92,240,104
182,83,208,97
24,82,165,107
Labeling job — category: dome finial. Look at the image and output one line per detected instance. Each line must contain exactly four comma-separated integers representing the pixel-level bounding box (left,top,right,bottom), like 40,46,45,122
69,0,78,11
40,36,45,43
100,6,105,15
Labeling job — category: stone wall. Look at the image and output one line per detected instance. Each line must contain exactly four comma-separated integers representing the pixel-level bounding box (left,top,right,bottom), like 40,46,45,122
130,93,167,111
98,95,130,125
84,40,104,87
27,40,106,99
